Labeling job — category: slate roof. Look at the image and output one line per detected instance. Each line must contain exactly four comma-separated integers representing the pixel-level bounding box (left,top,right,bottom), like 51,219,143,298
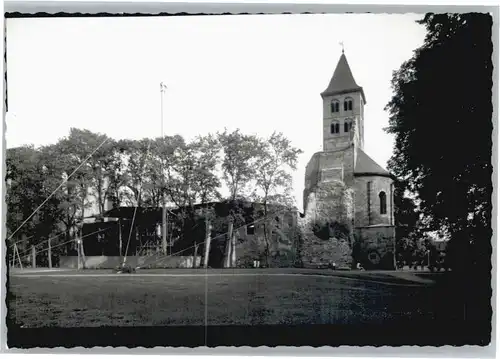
354,148,392,178
321,53,366,103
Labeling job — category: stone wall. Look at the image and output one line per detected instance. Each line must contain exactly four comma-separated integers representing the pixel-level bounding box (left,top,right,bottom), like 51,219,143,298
353,175,394,227
233,217,298,268
303,145,356,213
300,181,355,269
59,255,201,269
354,225,396,269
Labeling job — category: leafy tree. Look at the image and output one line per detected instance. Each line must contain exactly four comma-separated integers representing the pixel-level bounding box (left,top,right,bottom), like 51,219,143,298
251,131,302,264
189,134,222,204
218,129,261,201
393,179,420,264
385,13,493,275
104,141,129,209
39,143,81,249
6,146,64,257
385,13,492,338
141,135,185,208
120,138,151,207
165,135,222,248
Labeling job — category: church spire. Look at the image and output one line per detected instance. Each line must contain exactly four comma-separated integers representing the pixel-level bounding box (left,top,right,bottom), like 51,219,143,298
321,52,366,103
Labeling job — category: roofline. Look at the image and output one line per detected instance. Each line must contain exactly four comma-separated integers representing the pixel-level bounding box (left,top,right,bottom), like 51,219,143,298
354,172,396,180
102,200,298,218
321,87,367,104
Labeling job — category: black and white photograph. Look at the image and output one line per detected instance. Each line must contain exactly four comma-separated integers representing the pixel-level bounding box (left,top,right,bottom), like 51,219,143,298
2,3,496,350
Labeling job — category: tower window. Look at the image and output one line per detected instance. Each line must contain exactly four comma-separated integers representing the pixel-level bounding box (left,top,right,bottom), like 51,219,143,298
379,191,387,215
344,120,352,132
330,122,340,134
344,98,353,111
330,100,340,113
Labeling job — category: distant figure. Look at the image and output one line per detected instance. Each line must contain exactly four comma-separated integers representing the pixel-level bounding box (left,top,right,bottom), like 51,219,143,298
356,262,364,271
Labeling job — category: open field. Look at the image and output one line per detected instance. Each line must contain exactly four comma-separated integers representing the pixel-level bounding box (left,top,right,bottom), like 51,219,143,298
9,268,451,327
6,268,490,346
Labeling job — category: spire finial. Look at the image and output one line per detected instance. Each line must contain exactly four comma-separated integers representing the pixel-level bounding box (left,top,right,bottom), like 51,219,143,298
339,41,344,54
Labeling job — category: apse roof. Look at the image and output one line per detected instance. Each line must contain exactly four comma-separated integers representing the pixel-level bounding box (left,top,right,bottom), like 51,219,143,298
354,148,392,178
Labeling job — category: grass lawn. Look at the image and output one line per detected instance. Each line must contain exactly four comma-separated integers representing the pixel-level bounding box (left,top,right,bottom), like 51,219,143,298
8,269,453,328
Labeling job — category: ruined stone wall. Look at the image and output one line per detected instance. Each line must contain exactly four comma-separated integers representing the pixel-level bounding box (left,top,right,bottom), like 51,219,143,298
303,146,356,213
233,211,299,268
300,181,355,269
354,225,396,270
303,152,321,208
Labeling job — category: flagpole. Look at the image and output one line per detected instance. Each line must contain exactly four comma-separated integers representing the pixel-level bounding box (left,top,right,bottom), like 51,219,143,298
160,82,168,256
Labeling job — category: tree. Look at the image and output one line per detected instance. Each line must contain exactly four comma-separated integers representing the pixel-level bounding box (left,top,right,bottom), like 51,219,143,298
39,143,81,251
120,138,151,207
384,13,492,337
385,13,493,274
6,146,64,258
104,140,129,209
141,135,185,208
393,179,420,264
217,129,261,201
252,132,302,264
189,134,222,204
55,128,112,223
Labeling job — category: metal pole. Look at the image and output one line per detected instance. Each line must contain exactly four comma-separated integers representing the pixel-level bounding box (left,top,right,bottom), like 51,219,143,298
160,82,168,256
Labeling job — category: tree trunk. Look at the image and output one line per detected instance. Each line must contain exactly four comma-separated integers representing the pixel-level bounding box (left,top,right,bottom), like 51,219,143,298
135,224,140,256
203,218,212,269
48,237,52,269
80,228,87,269
192,242,199,269
31,245,36,269
81,194,86,269
15,243,23,269
76,237,81,269
263,201,270,267
231,229,236,267
162,203,167,255
118,219,123,258
225,221,234,268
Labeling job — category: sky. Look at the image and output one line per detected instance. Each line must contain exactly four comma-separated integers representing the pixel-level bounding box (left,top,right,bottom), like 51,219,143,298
5,14,427,212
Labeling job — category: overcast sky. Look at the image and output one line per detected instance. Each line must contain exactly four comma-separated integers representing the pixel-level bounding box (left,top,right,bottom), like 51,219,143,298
6,14,427,211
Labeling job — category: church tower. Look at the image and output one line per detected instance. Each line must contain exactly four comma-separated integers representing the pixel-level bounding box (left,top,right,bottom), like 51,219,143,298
302,50,396,270
321,51,366,152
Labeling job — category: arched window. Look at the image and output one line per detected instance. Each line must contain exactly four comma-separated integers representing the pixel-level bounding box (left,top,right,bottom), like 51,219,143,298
379,191,387,215
331,100,340,113
330,121,340,134
344,98,353,111
344,120,352,132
